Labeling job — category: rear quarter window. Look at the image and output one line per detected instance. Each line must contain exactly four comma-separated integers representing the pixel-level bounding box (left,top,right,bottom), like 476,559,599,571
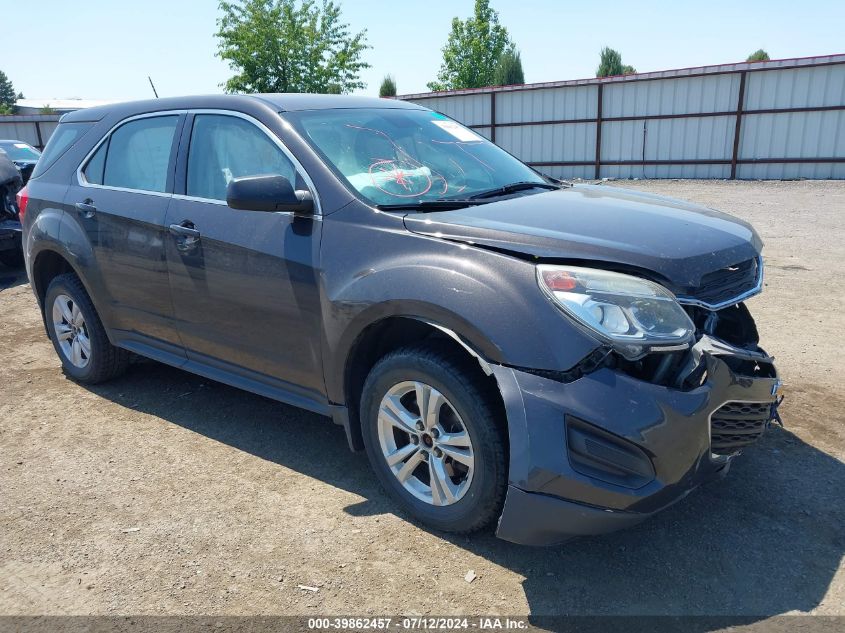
30,122,94,179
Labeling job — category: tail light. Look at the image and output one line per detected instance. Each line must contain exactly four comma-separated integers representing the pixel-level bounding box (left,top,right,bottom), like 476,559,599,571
16,186,29,220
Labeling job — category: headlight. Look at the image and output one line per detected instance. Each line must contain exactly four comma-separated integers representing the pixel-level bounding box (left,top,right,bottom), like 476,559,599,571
537,265,695,360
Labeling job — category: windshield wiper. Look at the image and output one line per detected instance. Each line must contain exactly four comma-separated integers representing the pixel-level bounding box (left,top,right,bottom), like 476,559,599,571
375,181,562,211
468,181,561,200
375,199,486,211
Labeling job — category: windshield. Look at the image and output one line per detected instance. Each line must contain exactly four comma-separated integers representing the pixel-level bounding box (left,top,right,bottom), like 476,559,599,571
0,141,41,161
286,108,546,206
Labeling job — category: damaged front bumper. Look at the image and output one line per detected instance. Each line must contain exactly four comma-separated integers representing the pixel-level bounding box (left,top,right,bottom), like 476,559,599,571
491,335,780,546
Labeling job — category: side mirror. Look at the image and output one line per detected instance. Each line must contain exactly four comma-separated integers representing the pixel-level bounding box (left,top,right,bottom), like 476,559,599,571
226,174,314,214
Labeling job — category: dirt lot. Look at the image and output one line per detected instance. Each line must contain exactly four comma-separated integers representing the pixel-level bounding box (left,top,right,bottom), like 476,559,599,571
1,180,844,624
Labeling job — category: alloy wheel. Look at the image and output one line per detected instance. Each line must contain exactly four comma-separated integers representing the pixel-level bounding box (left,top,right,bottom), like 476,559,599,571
52,294,91,369
377,381,475,506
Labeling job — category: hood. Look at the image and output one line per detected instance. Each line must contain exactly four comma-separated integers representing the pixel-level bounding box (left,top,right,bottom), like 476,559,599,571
402,184,763,291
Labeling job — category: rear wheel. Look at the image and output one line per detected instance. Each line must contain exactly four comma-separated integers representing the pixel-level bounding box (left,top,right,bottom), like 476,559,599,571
44,273,129,383
361,344,507,533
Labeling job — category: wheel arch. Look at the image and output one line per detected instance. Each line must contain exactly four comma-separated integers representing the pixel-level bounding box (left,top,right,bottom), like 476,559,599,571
30,245,110,339
337,311,505,452
26,203,106,314
31,248,76,307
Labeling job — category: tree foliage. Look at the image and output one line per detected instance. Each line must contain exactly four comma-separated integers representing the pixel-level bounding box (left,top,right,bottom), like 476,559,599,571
379,74,397,97
216,0,370,94
596,47,636,77
746,49,770,62
493,48,524,86
427,0,513,91
0,70,17,112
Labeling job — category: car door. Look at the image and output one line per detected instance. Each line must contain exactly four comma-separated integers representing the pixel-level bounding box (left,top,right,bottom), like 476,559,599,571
66,112,185,352
165,111,324,403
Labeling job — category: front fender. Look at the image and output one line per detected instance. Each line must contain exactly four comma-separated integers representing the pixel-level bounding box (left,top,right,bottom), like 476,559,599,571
320,204,601,404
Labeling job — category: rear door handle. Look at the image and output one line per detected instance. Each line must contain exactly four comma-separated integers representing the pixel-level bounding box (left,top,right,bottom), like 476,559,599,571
169,221,201,252
75,200,97,218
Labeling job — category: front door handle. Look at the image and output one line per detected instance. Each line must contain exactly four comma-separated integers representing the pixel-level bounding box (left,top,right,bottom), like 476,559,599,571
75,200,97,219
169,223,200,238
169,221,201,251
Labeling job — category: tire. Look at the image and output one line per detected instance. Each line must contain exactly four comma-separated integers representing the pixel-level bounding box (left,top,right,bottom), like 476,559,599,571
44,273,129,383
361,342,507,533
0,246,23,268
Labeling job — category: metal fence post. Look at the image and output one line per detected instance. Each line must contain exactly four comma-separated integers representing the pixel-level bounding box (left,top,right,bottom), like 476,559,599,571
490,91,496,144
594,83,603,179
35,121,44,150
730,71,747,179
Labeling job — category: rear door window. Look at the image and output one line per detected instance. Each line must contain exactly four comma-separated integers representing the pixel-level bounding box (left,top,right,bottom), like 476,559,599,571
82,115,179,193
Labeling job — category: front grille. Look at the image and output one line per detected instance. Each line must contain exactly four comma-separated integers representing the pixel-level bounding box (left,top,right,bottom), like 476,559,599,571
710,401,773,454
692,258,760,306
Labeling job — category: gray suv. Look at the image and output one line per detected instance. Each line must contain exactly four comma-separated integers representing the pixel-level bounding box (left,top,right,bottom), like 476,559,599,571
20,95,780,545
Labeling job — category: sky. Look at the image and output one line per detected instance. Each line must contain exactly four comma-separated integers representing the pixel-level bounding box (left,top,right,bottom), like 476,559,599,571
3,0,844,101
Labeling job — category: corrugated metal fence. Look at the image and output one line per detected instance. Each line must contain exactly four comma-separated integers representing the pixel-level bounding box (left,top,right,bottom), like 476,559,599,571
0,115,61,151
400,54,845,180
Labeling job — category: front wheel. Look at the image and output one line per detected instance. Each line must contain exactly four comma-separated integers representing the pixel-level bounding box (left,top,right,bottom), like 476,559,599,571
361,344,507,533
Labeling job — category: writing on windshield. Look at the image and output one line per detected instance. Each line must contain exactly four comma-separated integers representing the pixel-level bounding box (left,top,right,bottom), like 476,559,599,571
290,109,544,206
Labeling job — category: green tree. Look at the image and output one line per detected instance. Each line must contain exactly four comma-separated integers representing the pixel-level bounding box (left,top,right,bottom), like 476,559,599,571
746,49,770,62
427,0,513,91
596,47,636,77
216,0,370,94
493,48,524,86
379,74,397,97
0,70,17,112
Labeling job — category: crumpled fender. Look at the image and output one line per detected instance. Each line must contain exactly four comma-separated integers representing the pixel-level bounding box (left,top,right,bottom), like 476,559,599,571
320,208,602,405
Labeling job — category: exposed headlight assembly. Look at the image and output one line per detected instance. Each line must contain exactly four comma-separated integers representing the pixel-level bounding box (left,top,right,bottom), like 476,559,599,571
537,265,695,360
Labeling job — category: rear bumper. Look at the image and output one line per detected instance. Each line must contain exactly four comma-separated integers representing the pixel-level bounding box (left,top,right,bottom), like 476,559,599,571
491,337,779,546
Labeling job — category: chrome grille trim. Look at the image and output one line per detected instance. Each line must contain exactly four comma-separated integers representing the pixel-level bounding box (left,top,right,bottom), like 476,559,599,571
677,256,764,311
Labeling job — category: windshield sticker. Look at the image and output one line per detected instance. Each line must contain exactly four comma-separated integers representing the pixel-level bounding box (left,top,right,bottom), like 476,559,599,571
432,120,481,142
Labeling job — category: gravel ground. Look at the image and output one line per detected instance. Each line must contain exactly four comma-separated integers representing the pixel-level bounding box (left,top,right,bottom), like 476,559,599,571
0,180,843,626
